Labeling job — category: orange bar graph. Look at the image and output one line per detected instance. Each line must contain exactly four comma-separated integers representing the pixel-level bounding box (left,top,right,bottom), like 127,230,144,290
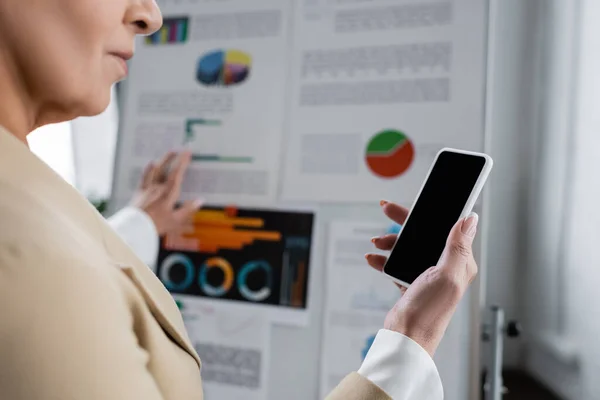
164,209,281,253
192,211,264,228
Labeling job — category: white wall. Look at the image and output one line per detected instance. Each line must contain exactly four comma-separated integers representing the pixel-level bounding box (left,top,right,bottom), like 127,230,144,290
70,86,119,201
524,0,600,398
483,0,543,367
28,122,76,186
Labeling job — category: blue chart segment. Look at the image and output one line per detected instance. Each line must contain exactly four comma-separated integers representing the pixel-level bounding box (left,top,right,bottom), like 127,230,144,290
362,334,376,360
196,49,252,86
386,223,402,235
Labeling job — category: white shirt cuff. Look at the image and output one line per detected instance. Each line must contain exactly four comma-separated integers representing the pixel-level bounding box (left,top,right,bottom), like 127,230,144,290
358,329,443,399
106,206,159,271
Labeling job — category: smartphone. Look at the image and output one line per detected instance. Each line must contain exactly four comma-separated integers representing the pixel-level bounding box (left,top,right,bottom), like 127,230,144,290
383,148,493,287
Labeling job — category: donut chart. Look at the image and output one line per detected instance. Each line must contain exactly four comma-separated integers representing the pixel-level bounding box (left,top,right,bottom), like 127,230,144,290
237,260,272,302
160,253,195,291
365,130,415,178
196,49,252,86
199,257,234,297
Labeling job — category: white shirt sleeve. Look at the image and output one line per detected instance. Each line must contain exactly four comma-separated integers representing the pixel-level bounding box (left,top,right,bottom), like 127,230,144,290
106,206,159,272
358,329,444,399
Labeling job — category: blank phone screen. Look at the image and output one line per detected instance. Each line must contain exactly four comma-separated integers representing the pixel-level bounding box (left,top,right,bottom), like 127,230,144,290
384,151,486,284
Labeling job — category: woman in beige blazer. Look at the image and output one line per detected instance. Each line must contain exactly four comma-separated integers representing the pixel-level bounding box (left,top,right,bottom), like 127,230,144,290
0,1,480,399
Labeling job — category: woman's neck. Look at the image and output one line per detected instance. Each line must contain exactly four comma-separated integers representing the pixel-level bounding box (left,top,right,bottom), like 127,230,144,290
0,56,36,146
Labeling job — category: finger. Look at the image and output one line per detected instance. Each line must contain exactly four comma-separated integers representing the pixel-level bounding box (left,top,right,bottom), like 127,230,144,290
156,151,178,182
171,221,196,235
437,212,479,283
365,253,387,272
173,198,204,226
143,186,164,204
371,234,397,251
366,254,407,292
140,162,156,189
380,200,409,225
166,152,192,203
158,151,177,169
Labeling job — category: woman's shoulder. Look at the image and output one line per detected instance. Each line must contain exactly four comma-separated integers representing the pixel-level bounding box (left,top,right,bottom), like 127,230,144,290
0,180,111,273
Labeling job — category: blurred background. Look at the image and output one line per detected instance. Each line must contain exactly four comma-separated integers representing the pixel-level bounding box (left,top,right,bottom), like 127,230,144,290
28,0,599,399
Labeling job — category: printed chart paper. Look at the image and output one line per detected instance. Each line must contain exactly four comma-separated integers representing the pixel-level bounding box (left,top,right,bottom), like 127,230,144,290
319,221,400,398
282,0,488,203
157,206,315,326
111,0,292,209
178,299,270,400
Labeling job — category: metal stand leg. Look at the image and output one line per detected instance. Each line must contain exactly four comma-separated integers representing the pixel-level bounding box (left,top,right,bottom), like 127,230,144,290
482,306,521,400
487,306,504,400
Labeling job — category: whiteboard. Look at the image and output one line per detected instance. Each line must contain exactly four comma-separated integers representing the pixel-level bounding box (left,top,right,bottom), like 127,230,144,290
110,1,489,399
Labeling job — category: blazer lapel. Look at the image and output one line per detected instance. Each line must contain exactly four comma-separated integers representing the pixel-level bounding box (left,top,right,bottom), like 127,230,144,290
100,222,201,367
116,261,201,368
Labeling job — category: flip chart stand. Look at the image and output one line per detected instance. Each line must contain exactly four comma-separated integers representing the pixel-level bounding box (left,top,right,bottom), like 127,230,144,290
482,306,522,400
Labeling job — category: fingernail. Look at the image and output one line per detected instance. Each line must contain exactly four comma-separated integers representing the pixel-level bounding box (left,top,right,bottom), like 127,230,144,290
371,236,379,243
461,212,479,237
380,200,388,207
364,254,371,260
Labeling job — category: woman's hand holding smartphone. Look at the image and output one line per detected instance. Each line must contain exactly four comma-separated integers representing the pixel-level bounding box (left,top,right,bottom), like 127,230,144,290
364,148,492,356
366,201,479,356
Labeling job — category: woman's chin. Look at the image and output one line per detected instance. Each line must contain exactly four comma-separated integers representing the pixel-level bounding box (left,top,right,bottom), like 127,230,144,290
40,98,111,126
82,103,110,118
78,93,112,118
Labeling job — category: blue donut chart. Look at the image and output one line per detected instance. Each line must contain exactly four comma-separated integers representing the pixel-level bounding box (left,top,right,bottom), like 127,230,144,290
160,253,195,291
237,260,272,302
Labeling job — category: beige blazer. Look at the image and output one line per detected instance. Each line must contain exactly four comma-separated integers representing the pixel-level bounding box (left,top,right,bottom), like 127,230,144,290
0,126,390,400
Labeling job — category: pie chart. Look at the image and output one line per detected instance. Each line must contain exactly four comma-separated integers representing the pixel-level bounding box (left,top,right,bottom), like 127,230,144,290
196,49,252,86
365,130,415,178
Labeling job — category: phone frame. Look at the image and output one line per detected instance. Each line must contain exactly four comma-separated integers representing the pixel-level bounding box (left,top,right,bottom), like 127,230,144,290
382,147,493,288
